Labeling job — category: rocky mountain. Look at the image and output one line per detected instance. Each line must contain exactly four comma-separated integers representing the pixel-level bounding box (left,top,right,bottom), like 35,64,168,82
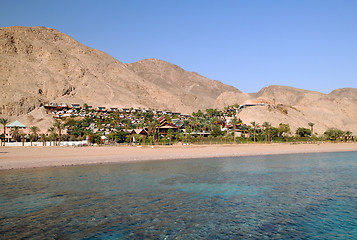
235,86,357,134
1,26,356,134
0,26,240,117
329,88,357,101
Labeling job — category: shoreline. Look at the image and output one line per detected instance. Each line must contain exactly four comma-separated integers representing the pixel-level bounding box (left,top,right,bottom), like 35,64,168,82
0,142,356,171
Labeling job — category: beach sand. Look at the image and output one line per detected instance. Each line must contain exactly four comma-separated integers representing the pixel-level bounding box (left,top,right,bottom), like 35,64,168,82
0,143,356,170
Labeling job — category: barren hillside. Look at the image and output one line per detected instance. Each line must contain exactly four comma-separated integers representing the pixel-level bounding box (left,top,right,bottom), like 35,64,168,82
126,59,239,112
0,26,240,117
237,86,357,134
1,26,356,134
329,88,357,101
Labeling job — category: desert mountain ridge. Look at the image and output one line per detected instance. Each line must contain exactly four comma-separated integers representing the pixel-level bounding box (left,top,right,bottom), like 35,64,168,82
0,26,238,115
1,26,356,134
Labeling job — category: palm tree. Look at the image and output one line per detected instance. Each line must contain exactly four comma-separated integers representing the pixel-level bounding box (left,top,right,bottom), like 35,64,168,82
10,126,21,142
209,117,217,133
186,125,192,144
121,119,130,132
20,132,26,146
308,122,315,135
53,120,64,146
231,117,238,144
30,126,40,142
41,133,47,146
154,120,160,144
0,118,9,146
47,127,56,146
29,134,35,146
246,125,252,141
251,121,258,142
167,128,174,145
345,130,352,142
262,122,271,143
147,121,156,145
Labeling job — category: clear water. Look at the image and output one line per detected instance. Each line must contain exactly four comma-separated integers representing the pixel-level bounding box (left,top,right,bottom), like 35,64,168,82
0,152,356,239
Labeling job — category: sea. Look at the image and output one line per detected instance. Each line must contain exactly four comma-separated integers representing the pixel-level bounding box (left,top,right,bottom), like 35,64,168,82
0,152,356,239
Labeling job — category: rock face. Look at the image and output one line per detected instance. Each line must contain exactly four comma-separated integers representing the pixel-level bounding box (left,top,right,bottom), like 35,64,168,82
1,26,356,134
0,26,240,117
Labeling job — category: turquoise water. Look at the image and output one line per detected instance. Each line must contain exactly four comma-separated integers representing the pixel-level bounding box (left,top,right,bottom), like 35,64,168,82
0,152,356,239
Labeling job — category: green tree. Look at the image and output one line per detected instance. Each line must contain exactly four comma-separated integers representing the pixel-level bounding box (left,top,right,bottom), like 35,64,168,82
30,126,40,141
231,117,238,143
175,132,184,143
65,118,76,131
186,125,192,143
10,126,21,142
47,127,56,146
270,127,279,139
73,121,86,138
308,122,315,135
41,133,47,146
262,122,271,143
29,134,36,146
345,130,352,141
211,125,224,137
296,127,311,137
53,120,64,146
114,131,128,143
165,114,172,123
88,133,101,144
143,112,154,122
154,120,160,144
0,118,9,146
250,121,258,142
20,132,26,146
206,108,220,118
324,128,344,141
121,119,131,132
167,128,174,145
206,108,214,118
192,110,204,117
278,123,290,137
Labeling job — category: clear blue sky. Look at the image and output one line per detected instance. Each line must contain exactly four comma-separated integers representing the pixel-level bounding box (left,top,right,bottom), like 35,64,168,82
2,0,357,93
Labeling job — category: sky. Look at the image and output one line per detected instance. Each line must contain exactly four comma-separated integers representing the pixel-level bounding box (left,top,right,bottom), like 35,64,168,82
1,0,357,93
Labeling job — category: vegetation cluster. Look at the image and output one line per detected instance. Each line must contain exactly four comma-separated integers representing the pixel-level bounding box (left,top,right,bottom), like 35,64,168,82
0,104,354,146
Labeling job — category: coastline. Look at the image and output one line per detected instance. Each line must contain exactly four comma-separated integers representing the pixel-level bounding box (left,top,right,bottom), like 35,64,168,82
0,142,356,170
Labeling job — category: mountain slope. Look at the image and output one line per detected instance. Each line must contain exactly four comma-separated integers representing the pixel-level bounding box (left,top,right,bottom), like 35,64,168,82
0,26,241,116
1,26,356,134
126,58,239,112
329,88,357,101
237,85,357,134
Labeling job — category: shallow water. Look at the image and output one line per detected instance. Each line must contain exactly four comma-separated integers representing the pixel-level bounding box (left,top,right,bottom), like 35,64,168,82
0,152,356,239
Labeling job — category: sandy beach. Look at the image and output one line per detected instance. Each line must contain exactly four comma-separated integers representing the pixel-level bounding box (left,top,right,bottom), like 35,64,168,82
0,143,356,170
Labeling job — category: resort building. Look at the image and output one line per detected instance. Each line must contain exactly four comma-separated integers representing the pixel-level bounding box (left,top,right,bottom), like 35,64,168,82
157,116,179,135
5,120,27,142
70,103,81,109
130,129,149,136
